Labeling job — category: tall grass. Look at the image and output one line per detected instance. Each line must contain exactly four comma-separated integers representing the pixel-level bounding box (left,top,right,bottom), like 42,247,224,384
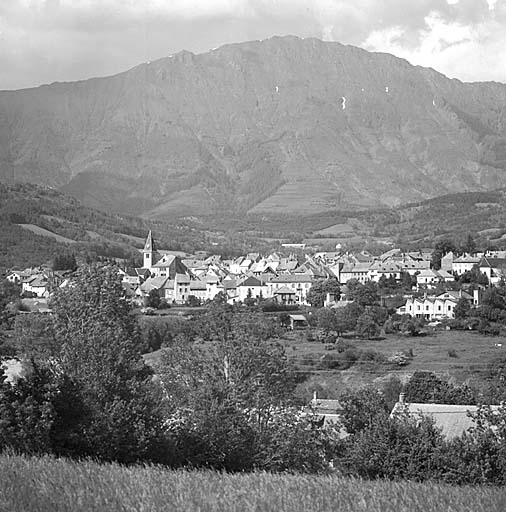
1,453,506,512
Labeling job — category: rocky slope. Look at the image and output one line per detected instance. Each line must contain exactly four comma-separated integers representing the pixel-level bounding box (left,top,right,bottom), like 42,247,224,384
1,35,506,218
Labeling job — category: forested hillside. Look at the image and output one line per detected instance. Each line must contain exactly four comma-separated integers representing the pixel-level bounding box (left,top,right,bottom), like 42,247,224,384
0,183,274,270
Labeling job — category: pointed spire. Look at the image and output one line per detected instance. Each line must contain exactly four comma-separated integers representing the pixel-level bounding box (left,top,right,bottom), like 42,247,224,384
143,230,156,253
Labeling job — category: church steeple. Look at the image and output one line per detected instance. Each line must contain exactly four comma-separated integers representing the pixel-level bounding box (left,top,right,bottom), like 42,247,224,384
143,230,157,270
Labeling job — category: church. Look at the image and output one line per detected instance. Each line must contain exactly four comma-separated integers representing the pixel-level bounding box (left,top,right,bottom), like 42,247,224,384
142,230,189,279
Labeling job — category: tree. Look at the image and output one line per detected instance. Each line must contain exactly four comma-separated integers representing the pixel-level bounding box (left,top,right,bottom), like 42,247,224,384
52,252,77,272
50,265,166,463
432,239,457,270
404,371,477,404
317,308,337,334
338,387,390,435
307,279,341,308
145,289,161,309
0,362,86,457
158,308,332,471
454,297,471,319
346,280,379,307
340,413,445,481
13,313,59,362
356,312,380,339
462,233,476,255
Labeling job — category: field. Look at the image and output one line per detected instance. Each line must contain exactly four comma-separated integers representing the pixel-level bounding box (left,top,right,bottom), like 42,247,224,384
282,329,506,391
1,454,505,512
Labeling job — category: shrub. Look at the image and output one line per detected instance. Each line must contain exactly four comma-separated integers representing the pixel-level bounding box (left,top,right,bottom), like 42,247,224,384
388,351,411,367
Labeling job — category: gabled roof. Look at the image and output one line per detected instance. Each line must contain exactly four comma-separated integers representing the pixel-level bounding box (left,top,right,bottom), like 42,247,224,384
479,257,506,268
239,276,264,287
391,402,500,439
140,276,168,292
436,290,472,301
453,255,480,264
270,274,314,283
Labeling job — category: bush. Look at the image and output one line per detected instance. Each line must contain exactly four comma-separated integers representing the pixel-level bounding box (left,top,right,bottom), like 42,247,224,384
388,351,411,367
448,348,458,358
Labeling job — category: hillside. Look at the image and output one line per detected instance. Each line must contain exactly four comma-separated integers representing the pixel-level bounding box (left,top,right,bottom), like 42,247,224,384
1,36,506,219
0,183,278,270
1,454,504,512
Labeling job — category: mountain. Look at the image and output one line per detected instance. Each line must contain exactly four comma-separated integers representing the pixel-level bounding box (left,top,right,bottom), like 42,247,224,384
1,35,506,219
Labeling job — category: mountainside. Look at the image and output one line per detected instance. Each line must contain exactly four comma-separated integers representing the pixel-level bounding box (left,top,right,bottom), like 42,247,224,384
1,36,506,218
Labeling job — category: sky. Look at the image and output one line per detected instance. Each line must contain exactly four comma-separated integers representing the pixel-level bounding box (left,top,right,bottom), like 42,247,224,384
0,0,505,90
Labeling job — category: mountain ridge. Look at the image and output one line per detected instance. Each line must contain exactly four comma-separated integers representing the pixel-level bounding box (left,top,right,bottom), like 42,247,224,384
1,35,506,218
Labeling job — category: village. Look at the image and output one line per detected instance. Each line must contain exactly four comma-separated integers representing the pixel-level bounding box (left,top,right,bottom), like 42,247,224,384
5,230,506,322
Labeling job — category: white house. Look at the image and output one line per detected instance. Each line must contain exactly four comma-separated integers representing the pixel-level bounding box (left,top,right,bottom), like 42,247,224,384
396,291,472,320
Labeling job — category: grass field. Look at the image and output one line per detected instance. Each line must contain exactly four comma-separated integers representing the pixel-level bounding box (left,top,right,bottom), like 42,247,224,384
280,329,506,392
1,454,505,512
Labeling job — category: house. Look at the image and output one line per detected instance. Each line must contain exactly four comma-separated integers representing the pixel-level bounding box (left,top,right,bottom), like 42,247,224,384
368,261,402,282
163,274,191,304
267,274,314,304
400,258,430,276
22,275,49,298
273,286,297,305
416,269,454,287
440,252,455,273
236,276,266,302
339,262,371,284
390,394,500,439
309,392,343,426
189,280,207,302
478,257,506,285
136,276,168,302
396,290,472,320
453,254,481,275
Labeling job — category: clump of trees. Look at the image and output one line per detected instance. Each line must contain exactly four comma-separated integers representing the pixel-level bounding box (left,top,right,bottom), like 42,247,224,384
52,252,77,272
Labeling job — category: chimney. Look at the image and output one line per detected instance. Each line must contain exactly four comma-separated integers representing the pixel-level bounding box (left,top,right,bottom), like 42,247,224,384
399,393,405,404
312,390,317,404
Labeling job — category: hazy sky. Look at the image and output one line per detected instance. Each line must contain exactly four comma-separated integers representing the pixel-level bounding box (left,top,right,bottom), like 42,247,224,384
1,0,505,90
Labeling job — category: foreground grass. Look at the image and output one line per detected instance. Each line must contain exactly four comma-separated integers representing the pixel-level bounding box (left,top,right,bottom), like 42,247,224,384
1,454,506,512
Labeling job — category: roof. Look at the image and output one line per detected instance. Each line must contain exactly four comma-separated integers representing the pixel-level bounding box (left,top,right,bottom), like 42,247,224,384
454,255,481,264
143,230,156,252
479,257,506,268
270,274,314,283
311,399,343,413
140,276,168,292
391,402,500,438
436,290,472,301
274,286,296,294
288,314,307,321
152,254,176,268
190,280,207,290
239,276,264,287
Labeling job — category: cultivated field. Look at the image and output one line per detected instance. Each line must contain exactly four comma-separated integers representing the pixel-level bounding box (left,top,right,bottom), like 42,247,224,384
1,454,505,512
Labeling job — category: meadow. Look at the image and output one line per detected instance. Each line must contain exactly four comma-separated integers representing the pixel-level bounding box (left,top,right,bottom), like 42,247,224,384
1,453,505,512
